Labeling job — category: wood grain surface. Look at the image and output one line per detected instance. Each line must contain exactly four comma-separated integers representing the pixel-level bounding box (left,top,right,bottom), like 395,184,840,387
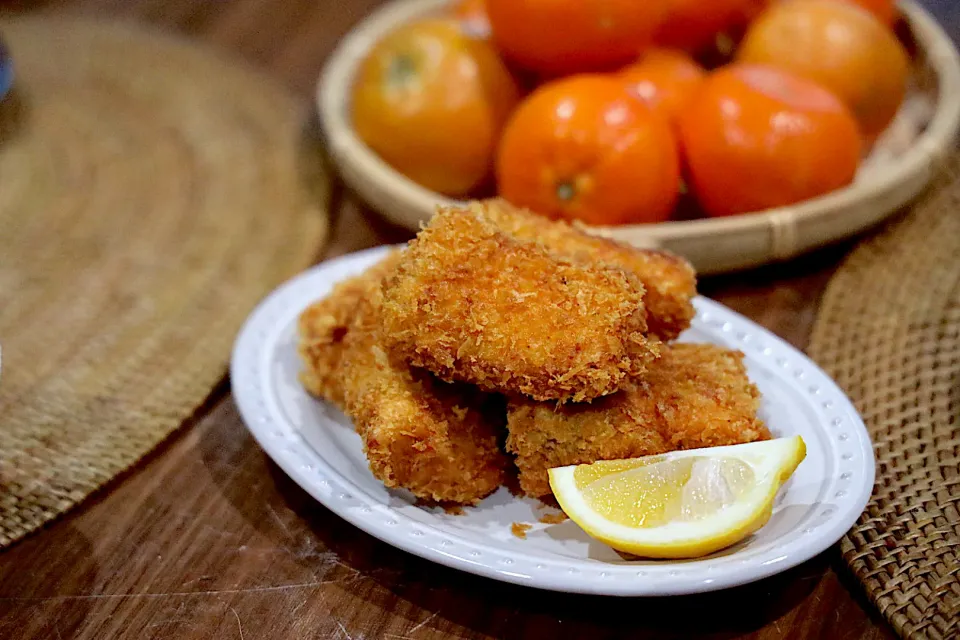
3,0,953,637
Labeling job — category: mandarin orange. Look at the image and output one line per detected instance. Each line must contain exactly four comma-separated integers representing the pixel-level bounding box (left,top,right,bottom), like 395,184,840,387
738,0,908,136
454,0,491,38
678,64,862,217
619,49,706,127
656,0,769,52
486,0,668,75
496,75,680,225
353,19,520,196
824,0,897,25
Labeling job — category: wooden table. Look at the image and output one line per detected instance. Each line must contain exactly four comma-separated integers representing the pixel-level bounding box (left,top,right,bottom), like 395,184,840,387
5,1,955,638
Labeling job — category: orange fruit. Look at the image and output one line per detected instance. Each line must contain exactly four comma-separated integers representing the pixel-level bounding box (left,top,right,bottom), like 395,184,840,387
454,0,491,38
738,0,909,137
486,0,668,75
656,0,769,52
678,64,862,217
496,75,680,226
824,0,897,25
352,19,520,196
619,49,706,127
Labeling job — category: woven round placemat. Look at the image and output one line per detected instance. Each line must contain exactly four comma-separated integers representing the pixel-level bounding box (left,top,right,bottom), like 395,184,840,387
0,17,329,548
808,153,960,639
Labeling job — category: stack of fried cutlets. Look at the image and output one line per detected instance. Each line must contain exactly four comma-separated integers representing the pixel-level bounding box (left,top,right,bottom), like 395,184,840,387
298,200,770,505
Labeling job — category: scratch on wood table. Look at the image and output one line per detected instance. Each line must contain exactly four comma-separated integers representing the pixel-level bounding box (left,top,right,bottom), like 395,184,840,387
230,606,244,640
336,620,354,640
0,580,336,602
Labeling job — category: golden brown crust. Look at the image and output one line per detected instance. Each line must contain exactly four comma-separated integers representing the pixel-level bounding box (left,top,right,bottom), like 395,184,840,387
642,343,770,450
506,390,669,499
476,199,697,341
296,252,402,408
297,254,509,505
506,343,771,497
380,205,658,403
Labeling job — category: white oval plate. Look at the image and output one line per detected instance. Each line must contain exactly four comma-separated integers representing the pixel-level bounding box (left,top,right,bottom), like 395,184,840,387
231,246,874,596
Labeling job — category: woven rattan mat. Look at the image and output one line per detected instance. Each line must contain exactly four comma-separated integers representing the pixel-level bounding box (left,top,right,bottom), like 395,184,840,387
808,153,960,639
0,18,330,548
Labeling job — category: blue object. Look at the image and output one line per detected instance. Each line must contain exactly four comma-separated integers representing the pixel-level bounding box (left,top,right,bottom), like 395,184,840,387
0,34,12,100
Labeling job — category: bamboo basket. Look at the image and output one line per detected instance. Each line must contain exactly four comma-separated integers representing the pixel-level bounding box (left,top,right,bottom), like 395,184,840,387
318,0,960,274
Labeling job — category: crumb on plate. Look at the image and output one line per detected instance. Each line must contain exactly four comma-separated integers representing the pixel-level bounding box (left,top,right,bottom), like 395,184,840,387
538,512,569,525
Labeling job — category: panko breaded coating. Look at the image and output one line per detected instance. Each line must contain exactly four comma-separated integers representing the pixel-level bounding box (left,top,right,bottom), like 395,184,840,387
476,199,697,341
643,344,769,451
297,253,509,505
343,277,509,505
380,205,658,403
507,389,669,498
297,252,401,408
506,343,771,497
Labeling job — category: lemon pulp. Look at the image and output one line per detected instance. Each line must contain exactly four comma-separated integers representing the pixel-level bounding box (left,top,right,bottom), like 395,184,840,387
548,436,807,558
576,457,755,528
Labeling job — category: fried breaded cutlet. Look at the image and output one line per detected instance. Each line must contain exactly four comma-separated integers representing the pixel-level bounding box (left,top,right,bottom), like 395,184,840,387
506,343,771,497
297,253,509,504
476,199,697,341
380,206,659,403
297,252,401,409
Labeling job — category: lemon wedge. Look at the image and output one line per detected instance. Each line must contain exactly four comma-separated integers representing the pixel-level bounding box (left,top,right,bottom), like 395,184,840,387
547,436,806,558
